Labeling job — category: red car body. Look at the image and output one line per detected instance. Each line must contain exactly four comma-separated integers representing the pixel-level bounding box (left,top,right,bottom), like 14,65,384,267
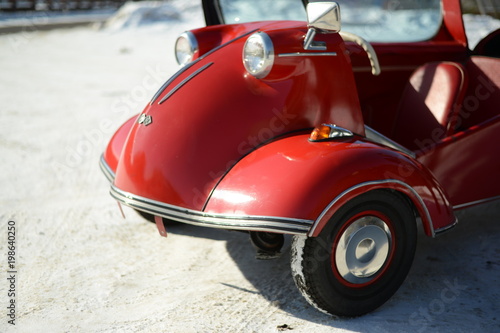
101,0,500,316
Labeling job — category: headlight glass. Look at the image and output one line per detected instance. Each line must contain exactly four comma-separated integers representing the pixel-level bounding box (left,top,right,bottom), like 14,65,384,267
175,31,198,66
243,32,274,78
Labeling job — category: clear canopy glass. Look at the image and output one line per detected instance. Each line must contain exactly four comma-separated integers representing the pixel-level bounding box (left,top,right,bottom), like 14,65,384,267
218,0,443,43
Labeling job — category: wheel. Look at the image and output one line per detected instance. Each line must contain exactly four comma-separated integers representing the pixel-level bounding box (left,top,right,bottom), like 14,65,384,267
250,231,285,253
250,231,285,260
291,190,417,317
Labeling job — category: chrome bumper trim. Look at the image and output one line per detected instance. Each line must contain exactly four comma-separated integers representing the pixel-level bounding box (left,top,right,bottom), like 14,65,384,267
100,156,312,234
110,185,313,235
99,155,314,235
99,154,115,183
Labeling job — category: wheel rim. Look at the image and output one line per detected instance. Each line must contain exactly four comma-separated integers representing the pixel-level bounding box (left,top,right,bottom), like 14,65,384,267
333,213,393,285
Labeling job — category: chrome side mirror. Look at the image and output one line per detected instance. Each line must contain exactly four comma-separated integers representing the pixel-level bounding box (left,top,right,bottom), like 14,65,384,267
307,1,341,33
304,1,341,50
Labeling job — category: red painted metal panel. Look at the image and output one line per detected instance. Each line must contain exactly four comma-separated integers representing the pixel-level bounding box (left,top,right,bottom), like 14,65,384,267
113,21,364,211
205,134,455,236
103,115,137,173
418,116,500,207
102,1,490,237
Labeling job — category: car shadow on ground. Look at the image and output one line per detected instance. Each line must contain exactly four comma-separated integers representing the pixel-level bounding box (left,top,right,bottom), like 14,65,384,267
223,200,500,330
158,200,500,330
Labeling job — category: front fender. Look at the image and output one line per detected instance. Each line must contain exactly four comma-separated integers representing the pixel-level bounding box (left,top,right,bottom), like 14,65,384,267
205,134,456,237
100,115,138,181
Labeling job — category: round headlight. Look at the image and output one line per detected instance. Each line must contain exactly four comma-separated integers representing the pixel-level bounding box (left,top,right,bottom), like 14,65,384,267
175,31,198,66
243,32,274,79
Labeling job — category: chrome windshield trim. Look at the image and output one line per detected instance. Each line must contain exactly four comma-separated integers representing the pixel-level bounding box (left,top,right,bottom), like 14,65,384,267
99,154,115,183
278,52,337,57
110,185,314,235
308,179,435,237
150,29,258,105
158,62,214,104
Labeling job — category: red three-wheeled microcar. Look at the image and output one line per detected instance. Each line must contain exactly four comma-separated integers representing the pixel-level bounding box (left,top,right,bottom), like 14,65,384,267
101,0,500,316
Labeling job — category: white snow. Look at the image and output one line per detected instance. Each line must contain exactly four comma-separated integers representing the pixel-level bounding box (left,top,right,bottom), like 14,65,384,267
1,1,499,332
463,13,500,48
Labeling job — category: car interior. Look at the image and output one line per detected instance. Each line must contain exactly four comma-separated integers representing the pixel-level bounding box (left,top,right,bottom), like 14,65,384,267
366,29,500,154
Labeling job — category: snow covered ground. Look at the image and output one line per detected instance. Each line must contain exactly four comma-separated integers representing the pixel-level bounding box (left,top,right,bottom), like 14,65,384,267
1,1,499,332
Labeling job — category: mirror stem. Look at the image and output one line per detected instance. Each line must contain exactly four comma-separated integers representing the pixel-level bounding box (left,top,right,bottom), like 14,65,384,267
303,28,327,51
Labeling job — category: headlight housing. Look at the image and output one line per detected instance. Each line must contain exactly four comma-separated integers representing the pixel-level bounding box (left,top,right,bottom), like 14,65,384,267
243,32,274,79
175,31,198,66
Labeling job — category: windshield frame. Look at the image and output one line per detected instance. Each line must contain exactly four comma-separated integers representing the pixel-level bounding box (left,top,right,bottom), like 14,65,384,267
202,0,444,44
202,0,308,26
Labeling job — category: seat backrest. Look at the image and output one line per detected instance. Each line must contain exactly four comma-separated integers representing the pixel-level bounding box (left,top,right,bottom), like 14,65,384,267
457,56,500,131
392,62,468,151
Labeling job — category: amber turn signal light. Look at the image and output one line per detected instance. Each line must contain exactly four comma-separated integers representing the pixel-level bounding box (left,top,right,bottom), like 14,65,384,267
310,124,333,141
309,124,354,142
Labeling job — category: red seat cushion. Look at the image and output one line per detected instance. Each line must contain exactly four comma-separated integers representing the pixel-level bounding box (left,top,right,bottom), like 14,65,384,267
392,62,467,151
457,56,500,130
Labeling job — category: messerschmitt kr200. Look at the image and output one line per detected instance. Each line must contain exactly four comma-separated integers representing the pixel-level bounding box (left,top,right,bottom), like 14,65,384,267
100,0,500,316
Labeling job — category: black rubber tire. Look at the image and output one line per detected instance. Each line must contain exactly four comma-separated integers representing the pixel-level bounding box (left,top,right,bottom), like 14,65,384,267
250,231,285,253
291,190,417,317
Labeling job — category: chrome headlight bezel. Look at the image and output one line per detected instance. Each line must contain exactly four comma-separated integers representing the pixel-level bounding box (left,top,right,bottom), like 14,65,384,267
243,32,274,79
175,31,199,66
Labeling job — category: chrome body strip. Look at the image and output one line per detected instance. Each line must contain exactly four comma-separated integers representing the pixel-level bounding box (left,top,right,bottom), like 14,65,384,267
308,179,436,237
150,29,257,105
99,154,115,183
352,65,417,73
158,62,214,104
434,218,458,236
453,196,500,210
150,59,198,105
100,156,312,234
365,125,416,158
278,52,337,57
110,185,314,235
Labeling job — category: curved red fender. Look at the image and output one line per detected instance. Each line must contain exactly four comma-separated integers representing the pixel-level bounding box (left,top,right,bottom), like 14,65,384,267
204,134,456,237
102,115,137,177
107,23,365,212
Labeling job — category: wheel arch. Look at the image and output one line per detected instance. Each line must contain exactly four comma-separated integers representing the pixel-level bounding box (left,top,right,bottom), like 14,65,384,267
308,182,442,238
204,134,456,237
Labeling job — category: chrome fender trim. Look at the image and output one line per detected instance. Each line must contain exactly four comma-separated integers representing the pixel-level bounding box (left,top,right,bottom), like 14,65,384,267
308,179,437,237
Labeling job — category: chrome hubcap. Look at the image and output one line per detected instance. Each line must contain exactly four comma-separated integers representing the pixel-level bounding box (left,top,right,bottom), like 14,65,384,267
335,215,392,284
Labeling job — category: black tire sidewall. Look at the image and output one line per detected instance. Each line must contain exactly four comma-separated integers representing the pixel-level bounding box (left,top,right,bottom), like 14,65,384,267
302,190,417,316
